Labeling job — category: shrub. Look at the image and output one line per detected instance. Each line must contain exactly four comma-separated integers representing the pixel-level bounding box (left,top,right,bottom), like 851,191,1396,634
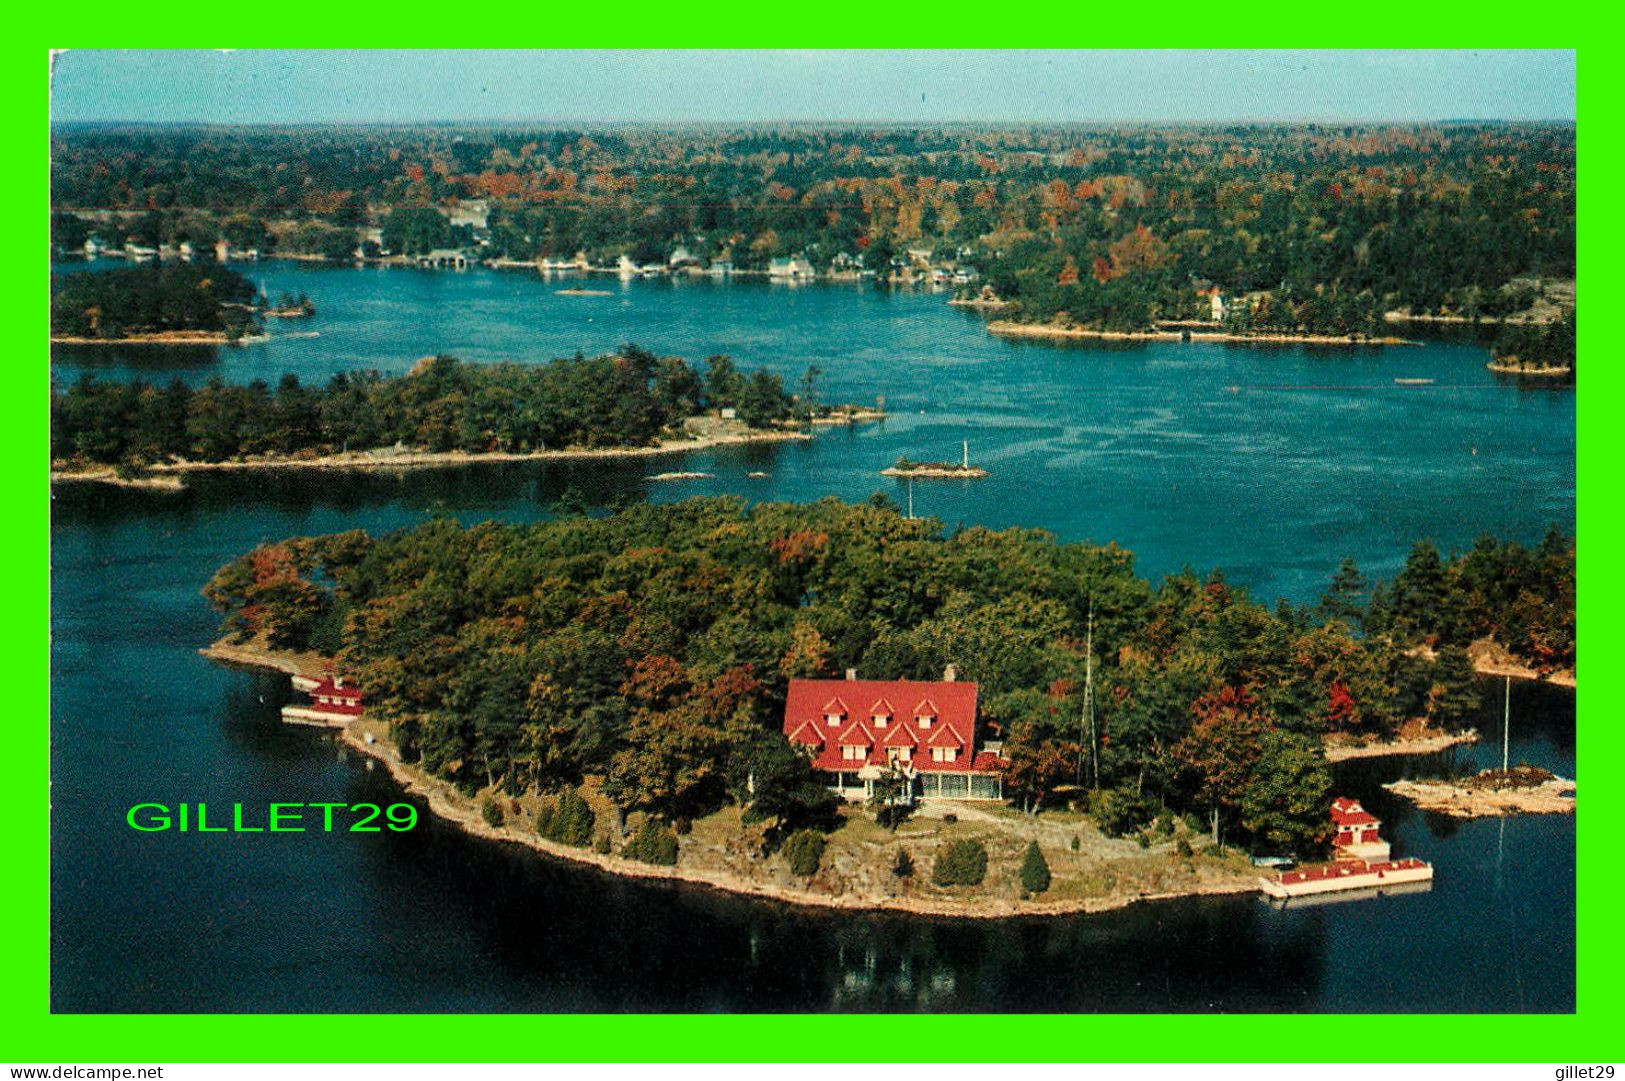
1019,840,1051,895
1175,837,1194,858
479,797,504,828
594,834,611,854
536,789,597,848
623,819,679,866
1136,830,1151,849
1094,787,1156,837
932,839,988,887
892,848,915,878
783,829,826,877
1070,834,1081,851
942,813,958,824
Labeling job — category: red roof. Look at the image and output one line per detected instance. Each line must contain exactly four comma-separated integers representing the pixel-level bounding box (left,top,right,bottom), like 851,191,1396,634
1330,796,1379,828
786,677,989,773
786,719,823,746
882,721,920,747
310,677,362,704
833,718,876,748
869,697,896,716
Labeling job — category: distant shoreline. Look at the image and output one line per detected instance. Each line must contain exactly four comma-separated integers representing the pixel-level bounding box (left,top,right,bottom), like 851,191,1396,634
51,427,814,488
986,320,1419,348
50,330,268,346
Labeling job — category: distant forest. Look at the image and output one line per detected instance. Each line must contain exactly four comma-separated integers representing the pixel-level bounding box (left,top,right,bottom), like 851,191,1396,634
206,497,1573,854
51,123,1575,336
50,349,798,466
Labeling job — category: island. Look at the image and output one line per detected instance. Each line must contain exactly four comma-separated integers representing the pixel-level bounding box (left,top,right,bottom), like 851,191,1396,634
197,497,1573,917
1385,766,1575,818
50,262,265,344
50,347,859,488
881,445,988,479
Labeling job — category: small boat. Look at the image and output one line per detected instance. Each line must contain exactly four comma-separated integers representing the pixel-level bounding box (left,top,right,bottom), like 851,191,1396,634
1393,377,1436,386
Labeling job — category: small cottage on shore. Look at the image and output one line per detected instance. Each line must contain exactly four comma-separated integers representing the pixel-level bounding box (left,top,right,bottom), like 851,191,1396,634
782,667,1004,802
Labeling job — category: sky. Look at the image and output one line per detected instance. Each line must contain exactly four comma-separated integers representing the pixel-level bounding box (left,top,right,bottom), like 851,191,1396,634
49,50,1576,126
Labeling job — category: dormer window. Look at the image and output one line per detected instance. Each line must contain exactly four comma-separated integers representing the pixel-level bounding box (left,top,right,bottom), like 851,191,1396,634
874,713,890,728
918,714,934,728
842,744,866,761
931,746,958,763
826,713,843,726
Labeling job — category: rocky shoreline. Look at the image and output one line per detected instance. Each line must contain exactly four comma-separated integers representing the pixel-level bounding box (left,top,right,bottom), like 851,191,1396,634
200,640,1261,920
1384,773,1576,818
986,319,1418,347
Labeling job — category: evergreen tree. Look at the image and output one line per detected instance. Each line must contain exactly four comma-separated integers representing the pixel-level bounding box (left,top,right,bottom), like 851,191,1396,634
1018,840,1052,894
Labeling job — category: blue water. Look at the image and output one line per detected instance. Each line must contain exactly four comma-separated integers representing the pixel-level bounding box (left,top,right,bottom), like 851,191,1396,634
50,265,1576,1011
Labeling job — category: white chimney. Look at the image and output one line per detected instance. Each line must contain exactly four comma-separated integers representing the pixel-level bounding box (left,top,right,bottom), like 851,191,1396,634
846,668,858,681
943,664,958,683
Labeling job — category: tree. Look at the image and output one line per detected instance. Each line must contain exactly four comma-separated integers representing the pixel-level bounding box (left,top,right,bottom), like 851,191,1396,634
1019,840,1052,894
704,355,746,409
1175,686,1269,843
1317,558,1367,629
782,829,826,877
932,839,988,886
892,848,915,878
867,767,912,831
1239,731,1332,855
737,369,790,429
1426,645,1483,729
622,819,679,865
536,788,596,847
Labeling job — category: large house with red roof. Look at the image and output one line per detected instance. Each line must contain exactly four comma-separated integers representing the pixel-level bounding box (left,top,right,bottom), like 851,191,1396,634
782,666,1005,803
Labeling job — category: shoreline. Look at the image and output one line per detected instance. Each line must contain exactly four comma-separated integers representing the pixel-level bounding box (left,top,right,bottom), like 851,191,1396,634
52,427,815,485
200,641,1261,920
985,320,1419,348
1383,775,1575,818
51,331,269,346
880,466,989,479
1324,728,1480,763
1486,360,1573,378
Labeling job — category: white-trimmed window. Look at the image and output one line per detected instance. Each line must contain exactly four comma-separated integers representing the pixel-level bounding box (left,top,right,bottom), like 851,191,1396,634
842,744,866,760
918,714,934,728
874,713,890,728
826,713,843,726
931,746,958,763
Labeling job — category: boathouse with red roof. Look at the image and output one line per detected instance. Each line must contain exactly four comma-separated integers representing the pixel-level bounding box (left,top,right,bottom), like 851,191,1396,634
1330,796,1391,862
783,666,1004,802
280,674,364,727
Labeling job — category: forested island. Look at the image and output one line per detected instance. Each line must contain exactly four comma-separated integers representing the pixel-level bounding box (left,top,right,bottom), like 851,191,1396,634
1488,310,1577,376
201,497,1574,914
50,348,812,477
50,122,1574,344
50,262,263,343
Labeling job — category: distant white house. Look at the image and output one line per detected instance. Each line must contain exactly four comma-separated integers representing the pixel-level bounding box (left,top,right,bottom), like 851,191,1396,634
769,255,815,280
668,245,701,268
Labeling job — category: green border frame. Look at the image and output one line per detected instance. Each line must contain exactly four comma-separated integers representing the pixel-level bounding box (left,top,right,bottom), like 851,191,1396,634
14,37,1611,1062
